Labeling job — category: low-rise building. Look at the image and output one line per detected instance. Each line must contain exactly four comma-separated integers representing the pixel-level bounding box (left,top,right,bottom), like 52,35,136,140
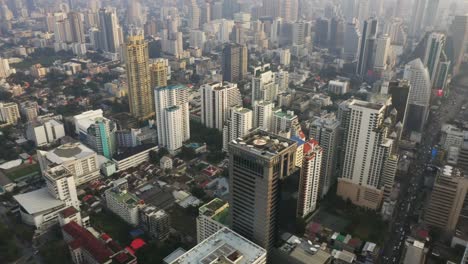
160,156,173,170
112,144,158,172
401,237,428,264
139,205,170,240
196,198,229,243
26,115,65,146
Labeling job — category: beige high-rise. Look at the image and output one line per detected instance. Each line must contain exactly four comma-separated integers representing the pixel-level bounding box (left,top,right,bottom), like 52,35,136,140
125,32,154,120
149,60,168,89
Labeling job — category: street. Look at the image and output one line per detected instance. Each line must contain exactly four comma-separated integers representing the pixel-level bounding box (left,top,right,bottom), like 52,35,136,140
380,83,468,263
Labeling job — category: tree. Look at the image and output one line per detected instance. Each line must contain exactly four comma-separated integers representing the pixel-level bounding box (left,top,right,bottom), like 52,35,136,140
178,146,197,161
149,148,169,164
206,151,225,164
190,186,206,200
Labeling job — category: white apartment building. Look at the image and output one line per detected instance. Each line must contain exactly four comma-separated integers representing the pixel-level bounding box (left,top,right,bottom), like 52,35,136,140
0,102,20,125
222,106,252,152
253,101,274,131
328,79,350,95
112,144,158,172
73,109,104,135
440,124,465,151
37,143,101,186
26,115,65,146
373,35,391,72
154,84,190,152
170,228,267,264
200,82,242,131
297,140,322,218
251,65,278,102
338,99,394,209
272,110,300,137
105,179,141,226
14,165,80,230
309,113,341,198
196,198,229,243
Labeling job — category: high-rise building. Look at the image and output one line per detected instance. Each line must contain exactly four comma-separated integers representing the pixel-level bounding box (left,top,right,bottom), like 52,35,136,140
448,15,468,75
280,0,299,22
423,32,446,84
0,57,13,78
222,43,248,82
404,59,431,137
253,100,274,131
105,179,141,226
263,0,280,18
409,0,427,38
425,166,468,231
373,34,391,73
169,227,267,264
97,8,123,53
139,205,170,240
272,110,301,138
309,113,340,198
252,65,278,102
86,118,117,159
196,198,229,243
297,139,322,218
149,59,168,89
26,115,65,147
387,80,411,129
337,99,395,209
0,102,20,125
228,130,297,251
19,101,38,121
188,0,200,29
222,106,253,151
356,18,378,77
125,31,153,120
343,20,361,62
154,84,190,152
200,82,242,131
422,0,439,31
275,70,289,92
67,12,85,43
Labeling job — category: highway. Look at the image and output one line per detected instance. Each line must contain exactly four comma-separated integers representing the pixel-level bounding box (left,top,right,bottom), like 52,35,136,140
380,82,468,263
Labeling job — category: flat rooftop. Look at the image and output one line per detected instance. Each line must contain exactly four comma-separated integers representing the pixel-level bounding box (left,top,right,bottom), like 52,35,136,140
108,189,140,208
230,130,297,158
14,187,64,214
170,228,266,264
45,143,96,164
352,100,384,111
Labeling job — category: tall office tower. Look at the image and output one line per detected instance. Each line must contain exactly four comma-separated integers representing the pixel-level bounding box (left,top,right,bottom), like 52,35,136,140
44,165,80,211
200,2,211,25
425,166,468,232
272,110,301,138
125,31,153,120
330,17,345,50
292,20,306,45
228,130,298,251
149,59,168,89
189,30,206,48
356,0,370,26
280,0,299,22
373,34,391,73
97,8,123,53
449,15,468,76
275,70,289,92
188,0,200,29
222,0,240,19
409,0,427,38
263,0,280,18
297,139,323,218
404,59,431,137
270,18,283,47
222,43,247,82
387,80,411,128
154,84,190,152
253,101,274,131
200,82,242,131
343,20,361,62
337,99,395,209
314,18,329,47
434,54,451,91
126,0,144,27
369,0,383,17
0,101,20,125
342,0,356,22
54,19,71,43
67,12,85,43
356,18,378,77
309,113,340,198
86,118,116,159
222,106,253,151
252,65,278,102
422,0,439,31
423,32,446,84
196,198,229,243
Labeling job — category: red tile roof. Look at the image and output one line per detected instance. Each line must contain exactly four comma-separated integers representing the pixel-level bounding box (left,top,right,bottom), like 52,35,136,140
59,207,78,218
62,221,112,263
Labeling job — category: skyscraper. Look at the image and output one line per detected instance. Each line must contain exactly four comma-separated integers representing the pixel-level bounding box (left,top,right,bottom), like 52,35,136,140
373,34,391,73
228,130,297,251
188,0,200,29
200,82,242,131
149,59,168,89
280,0,299,22
125,31,154,120
97,8,123,53
222,43,248,82
67,12,85,43
449,15,468,75
404,59,431,137
297,139,322,218
409,0,427,38
309,113,341,198
343,20,361,62
423,32,445,84
422,0,439,31
87,118,116,159
222,106,253,151
356,18,378,77
154,85,190,152
337,99,395,209
387,80,411,129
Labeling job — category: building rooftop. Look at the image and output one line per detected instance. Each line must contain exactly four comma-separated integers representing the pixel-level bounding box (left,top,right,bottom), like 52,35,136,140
274,110,297,120
156,84,187,91
113,144,157,161
170,228,266,264
44,165,73,180
108,189,141,208
352,100,384,111
14,187,64,214
199,198,229,224
230,130,297,158
44,143,96,165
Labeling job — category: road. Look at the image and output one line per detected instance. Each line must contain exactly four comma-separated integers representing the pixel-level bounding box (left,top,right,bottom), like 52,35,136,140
380,83,468,264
